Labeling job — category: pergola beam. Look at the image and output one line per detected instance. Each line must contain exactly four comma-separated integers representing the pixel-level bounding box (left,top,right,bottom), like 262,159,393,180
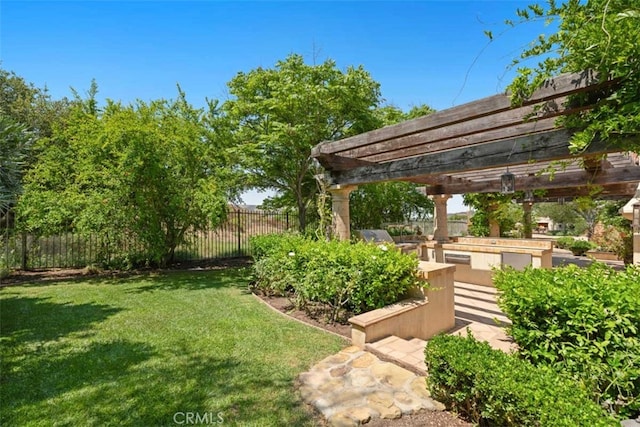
419,165,640,195
312,71,612,160
327,130,619,186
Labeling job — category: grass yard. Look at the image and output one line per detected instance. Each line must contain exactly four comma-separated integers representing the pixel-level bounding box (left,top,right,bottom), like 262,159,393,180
0,268,347,426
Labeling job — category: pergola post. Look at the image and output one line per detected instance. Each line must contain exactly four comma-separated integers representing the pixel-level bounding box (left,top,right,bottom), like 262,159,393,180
430,194,451,243
488,203,500,237
329,185,357,241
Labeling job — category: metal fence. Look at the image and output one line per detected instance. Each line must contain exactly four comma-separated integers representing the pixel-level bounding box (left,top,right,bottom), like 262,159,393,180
1,209,298,270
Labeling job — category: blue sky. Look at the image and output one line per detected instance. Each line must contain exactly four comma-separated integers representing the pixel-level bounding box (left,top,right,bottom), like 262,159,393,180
1,1,552,212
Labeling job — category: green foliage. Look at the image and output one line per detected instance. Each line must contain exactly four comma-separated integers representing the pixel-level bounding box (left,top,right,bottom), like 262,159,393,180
555,235,576,249
250,234,420,322
424,334,617,426
350,182,433,230
494,263,640,418
0,116,33,215
1,67,73,140
223,54,382,231
17,88,229,267
595,201,634,263
463,193,523,237
534,201,588,235
506,0,640,153
568,238,594,255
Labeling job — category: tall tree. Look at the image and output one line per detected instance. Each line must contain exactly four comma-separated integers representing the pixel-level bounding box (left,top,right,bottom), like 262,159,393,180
350,182,433,230
506,0,640,153
0,67,73,139
0,116,32,216
18,88,229,267
463,193,523,237
1,68,73,220
223,54,381,231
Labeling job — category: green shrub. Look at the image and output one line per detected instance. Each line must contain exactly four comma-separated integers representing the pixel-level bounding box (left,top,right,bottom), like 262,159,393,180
568,239,594,255
494,263,640,418
249,234,420,322
424,334,618,426
250,233,308,261
555,236,575,249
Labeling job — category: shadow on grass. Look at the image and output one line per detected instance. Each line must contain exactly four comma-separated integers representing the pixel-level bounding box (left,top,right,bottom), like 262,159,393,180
0,295,121,345
3,346,315,426
1,339,156,411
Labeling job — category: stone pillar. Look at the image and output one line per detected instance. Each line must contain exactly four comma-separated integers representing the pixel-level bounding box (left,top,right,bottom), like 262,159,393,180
429,194,451,243
523,201,533,239
488,203,500,237
329,185,357,241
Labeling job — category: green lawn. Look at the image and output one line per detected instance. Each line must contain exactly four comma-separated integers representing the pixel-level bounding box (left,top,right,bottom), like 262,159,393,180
0,268,347,426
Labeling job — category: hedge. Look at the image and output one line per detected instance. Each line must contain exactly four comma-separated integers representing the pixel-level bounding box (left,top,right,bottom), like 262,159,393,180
494,263,640,418
250,234,420,322
424,334,618,426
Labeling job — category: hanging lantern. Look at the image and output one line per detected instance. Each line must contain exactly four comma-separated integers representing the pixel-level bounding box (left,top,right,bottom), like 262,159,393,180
500,169,515,194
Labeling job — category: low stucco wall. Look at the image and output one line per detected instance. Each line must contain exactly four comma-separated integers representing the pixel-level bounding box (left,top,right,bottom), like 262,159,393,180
421,238,553,287
349,262,456,348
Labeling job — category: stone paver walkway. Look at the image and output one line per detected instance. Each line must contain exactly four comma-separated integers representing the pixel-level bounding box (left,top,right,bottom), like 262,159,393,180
298,346,445,427
299,281,514,425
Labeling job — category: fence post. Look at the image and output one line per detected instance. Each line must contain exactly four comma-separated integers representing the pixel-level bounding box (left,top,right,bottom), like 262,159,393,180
286,212,289,230
237,210,241,256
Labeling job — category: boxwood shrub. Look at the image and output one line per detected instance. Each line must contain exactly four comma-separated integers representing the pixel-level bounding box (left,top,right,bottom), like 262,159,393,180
494,263,640,419
249,234,420,322
424,334,618,426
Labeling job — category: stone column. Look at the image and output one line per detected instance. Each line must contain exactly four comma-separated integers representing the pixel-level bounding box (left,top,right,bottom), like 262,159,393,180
429,194,451,243
329,185,357,241
523,201,533,239
488,203,500,237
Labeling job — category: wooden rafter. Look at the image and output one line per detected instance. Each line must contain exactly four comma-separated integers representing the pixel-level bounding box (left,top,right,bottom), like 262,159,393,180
311,70,640,198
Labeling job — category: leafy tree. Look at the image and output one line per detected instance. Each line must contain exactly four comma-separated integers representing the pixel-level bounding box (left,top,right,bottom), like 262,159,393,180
350,182,433,230
463,193,522,237
0,67,73,139
1,68,73,221
18,88,228,267
506,0,640,153
533,201,587,235
0,116,33,216
223,54,381,231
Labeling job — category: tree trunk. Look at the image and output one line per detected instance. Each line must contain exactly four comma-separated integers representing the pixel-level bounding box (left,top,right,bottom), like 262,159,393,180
297,200,307,233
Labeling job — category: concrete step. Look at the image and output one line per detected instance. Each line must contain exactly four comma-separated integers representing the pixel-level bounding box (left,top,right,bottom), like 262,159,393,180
366,335,427,375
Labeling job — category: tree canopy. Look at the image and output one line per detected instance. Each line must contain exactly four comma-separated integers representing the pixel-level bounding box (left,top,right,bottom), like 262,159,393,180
507,0,640,152
223,54,382,230
17,87,228,267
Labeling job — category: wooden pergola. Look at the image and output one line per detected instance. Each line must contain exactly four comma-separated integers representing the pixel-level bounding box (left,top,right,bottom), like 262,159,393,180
311,70,640,241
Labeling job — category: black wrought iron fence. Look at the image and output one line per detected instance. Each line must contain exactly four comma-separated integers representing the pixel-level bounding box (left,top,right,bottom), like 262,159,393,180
1,209,298,270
